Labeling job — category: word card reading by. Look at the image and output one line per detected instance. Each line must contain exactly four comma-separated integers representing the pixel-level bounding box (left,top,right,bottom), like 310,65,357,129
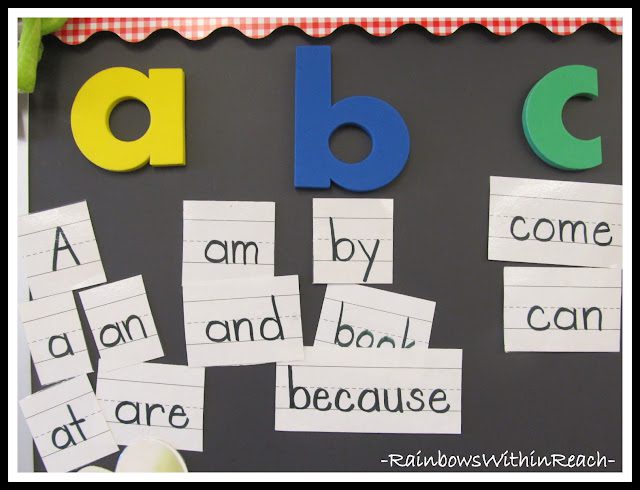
79,275,164,372
19,375,118,472
313,198,393,284
19,293,92,386
276,348,462,434
314,285,435,350
182,200,275,285
18,201,106,299
488,176,622,267
97,362,205,452
504,267,622,352
183,275,304,366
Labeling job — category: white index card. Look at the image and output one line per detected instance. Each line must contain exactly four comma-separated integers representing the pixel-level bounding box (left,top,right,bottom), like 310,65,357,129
488,176,622,267
96,362,206,452
19,375,118,472
275,348,462,434
182,200,275,285
182,275,304,366
504,267,622,352
313,198,393,284
313,285,436,350
18,201,106,299
19,292,93,385
79,275,164,372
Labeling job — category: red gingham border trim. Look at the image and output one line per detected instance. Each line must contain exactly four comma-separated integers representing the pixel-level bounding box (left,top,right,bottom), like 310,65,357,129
53,17,622,44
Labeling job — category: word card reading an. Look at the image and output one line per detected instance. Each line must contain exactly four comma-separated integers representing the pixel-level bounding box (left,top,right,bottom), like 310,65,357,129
19,375,118,473
18,201,106,299
182,200,275,285
488,176,622,267
79,275,164,372
19,292,92,385
504,267,622,352
314,284,435,350
313,198,393,284
276,348,462,434
183,275,304,367
97,362,205,452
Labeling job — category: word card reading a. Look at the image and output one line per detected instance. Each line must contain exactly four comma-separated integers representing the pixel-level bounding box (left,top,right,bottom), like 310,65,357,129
18,201,106,299
19,292,92,385
182,200,275,285
314,284,435,350
79,275,164,371
183,275,304,366
313,198,393,284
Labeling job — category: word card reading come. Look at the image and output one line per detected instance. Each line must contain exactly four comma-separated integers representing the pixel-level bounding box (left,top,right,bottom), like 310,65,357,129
79,275,164,371
504,267,622,352
183,275,304,366
20,375,118,473
314,285,435,350
19,292,92,385
488,177,622,267
18,201,106,299
313,198,393,284
276,348,462,434
182,200,275,285
97,362,205,452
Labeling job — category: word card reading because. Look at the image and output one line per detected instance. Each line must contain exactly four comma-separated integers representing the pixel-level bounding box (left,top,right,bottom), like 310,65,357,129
18,201,106,299
97,362,205,452
313,198,393,284
19,293,92,386
488,177,622,267
276,348,462,434
20,375,118,472
79,275,164,372
183,275,304,366
314,285,435,350
182,200,275,285
504,267,622,352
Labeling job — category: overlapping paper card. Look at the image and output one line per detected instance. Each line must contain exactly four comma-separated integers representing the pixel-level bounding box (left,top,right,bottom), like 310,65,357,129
19,292,93,385
97,362,206,452
182,200,275,285
313,198,393,284
183,275,304,366
275,348,462,434
79,275,164,372
314,284,435,350
488,176,622,267
18,201,106,299
19,375,118,472
504,267,622,352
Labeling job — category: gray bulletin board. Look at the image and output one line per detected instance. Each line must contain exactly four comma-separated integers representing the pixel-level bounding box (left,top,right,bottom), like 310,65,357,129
28,24,622,472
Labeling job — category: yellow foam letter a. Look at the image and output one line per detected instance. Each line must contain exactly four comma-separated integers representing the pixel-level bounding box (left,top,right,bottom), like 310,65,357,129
71,67,185,172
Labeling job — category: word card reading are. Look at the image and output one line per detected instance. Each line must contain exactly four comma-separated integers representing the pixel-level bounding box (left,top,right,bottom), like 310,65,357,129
97,362,205,452
313,198,393,284
19,293,92,385
182,201,275,285
276,348,462,434
20,375,118,472
488,176,622,267
18,201,106,299
183,275,304,366
79,275,163,372
314,285,435,350
504,267,622,352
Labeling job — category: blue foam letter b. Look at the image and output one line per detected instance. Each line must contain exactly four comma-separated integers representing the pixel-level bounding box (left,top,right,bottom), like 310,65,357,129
294,46,410,192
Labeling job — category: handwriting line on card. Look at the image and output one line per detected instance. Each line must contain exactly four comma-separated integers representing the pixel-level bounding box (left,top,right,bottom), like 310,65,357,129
324,297,432,322
17,218,91,237
489,194,622,205
26,260,101,278
83,292,147,311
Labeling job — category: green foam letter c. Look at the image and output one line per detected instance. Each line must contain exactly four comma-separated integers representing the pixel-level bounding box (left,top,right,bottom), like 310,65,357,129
522,65,602,171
